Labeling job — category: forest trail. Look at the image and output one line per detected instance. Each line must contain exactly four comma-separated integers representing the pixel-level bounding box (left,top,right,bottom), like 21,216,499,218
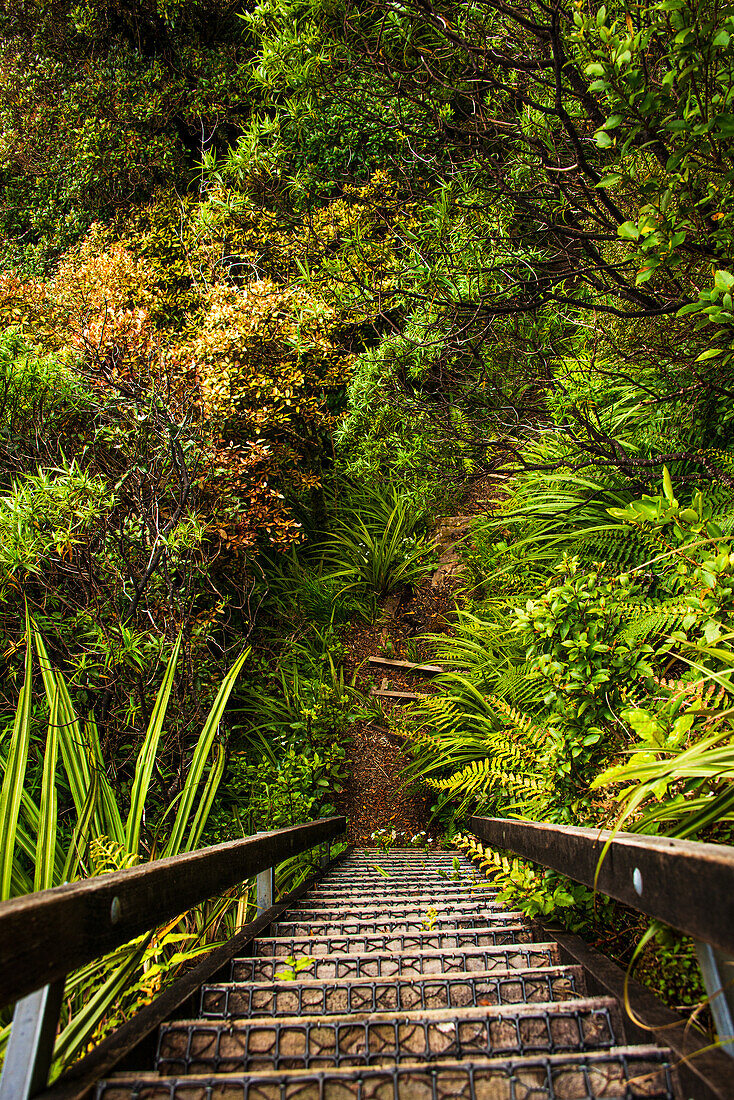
337,474,502,844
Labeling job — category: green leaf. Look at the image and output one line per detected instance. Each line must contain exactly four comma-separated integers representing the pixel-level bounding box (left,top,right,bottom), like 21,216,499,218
714,269,734,292
185,744,226,854
618,221,640,240
35,680,59,892
164,646,249,857
61,772,98,883
84,716,125,848
0,609,33,900
596,173,624,188
126,633,183,857
33,627,96,830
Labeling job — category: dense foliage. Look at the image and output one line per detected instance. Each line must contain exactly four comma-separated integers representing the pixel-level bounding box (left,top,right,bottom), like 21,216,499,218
2,0,734,1066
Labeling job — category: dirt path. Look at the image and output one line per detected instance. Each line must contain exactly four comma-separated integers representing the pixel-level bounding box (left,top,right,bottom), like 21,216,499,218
337,474,501,844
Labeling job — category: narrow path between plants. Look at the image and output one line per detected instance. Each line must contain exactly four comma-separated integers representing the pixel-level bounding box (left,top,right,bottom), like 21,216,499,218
337,474,502,844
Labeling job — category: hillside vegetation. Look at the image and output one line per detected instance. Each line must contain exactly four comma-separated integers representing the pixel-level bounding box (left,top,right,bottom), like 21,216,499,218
1,0,734,1065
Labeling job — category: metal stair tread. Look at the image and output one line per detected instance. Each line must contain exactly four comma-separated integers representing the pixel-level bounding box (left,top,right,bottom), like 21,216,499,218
313,884,485,893
232,942,562,979
290,903,507,919
202,965,584,992
163,995,622,1034
271,916,525,934
296,894,498,904
156,997,623,1073
317,877,483,887
297,884,493,893
254,926,535,954
274,910,525,924
100,1045,676,1098
198,966,586,1017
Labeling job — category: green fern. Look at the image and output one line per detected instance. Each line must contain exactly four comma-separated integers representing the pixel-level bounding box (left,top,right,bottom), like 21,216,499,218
426,758,547,815
572,525,662,570
618,602,692,645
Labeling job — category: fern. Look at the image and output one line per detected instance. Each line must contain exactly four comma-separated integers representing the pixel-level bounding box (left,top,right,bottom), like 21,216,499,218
486,695,547,753
572,525,662,570
618,602,692,645
490,663,546,711
426,757,547,815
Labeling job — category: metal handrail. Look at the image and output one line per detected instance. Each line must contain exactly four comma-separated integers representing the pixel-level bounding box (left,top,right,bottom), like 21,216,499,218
468,815,734,1056
0,816,346,1099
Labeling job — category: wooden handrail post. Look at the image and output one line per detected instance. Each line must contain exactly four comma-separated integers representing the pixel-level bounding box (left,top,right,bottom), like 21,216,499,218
0,978,64,1100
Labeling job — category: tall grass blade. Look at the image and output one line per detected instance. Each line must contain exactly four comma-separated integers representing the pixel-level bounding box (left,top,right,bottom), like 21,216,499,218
33,626,97,831
61,771,98,883
0,610,33,899
35,680,60,891
84,715,125,848
125,632,183,856
164,647,248,856
186,742,226,853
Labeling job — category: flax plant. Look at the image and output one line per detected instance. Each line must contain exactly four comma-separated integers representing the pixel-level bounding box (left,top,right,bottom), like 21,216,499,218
0,613,249,1075
323,497,436,599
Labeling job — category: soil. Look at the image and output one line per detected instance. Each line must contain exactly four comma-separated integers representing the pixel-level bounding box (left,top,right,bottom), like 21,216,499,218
336,473,502,844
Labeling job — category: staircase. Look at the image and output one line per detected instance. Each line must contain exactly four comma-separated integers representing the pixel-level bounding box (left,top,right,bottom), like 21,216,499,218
95,848,676,1099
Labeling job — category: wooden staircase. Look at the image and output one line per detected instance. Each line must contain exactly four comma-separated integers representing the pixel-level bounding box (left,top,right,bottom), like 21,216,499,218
94,848,677,1099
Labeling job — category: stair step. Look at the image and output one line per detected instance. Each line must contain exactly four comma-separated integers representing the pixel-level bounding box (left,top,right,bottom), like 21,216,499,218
99,1047,675,1099
367,656,445,676
308,881,489,893
319,872,480,880
290,902,505,921
319,875,481,888
199,966,585,1018
156,997,621,1074
326,858,474,866
272,913,523,936
301,892,497,907
343,849,470,858
233,943,560,982
338,852,471,862
335,858,472,867
329,868,477,877
255,926,534,955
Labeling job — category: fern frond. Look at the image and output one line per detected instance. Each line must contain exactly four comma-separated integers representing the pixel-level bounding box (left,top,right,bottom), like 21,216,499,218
491,663,546,710
487,695,547,751
572,525,662,570
618,601,692,645
426,757,546,797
